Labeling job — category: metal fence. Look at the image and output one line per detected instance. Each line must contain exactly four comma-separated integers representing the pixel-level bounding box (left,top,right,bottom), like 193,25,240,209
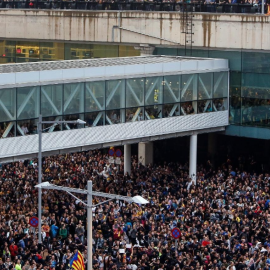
0,0,267,13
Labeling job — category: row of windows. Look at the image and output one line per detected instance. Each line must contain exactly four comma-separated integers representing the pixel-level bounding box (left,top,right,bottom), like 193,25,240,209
230,97,270,128
155,48,270,74
0,40,140,64
0,99,227,138
0,72,228,122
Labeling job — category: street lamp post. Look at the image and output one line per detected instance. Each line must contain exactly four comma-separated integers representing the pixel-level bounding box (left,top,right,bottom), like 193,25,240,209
35,181,149,270
37,115,86,244
87,181,93,270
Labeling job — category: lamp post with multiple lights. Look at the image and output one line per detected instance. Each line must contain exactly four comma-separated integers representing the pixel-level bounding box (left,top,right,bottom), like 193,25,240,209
35,181,149,270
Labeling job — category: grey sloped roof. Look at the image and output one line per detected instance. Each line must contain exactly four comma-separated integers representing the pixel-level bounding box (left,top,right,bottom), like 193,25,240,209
0,55,207,74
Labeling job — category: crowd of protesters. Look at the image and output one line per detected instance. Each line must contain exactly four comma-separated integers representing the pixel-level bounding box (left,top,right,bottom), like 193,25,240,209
1,150,270,270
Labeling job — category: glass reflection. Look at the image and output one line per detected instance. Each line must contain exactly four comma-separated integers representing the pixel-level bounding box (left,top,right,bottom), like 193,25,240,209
85,81,105,112
181,74,197,102
213,72,228,98
163,75,180,104
17,86,40,120
63,83,84,115
106,80,125,110
145,77,163,105
126,78,144,108
198,73,213,100
41,85,63,117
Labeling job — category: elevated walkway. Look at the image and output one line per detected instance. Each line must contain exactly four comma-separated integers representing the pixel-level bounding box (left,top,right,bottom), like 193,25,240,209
0,55,229,165
0,111,227,162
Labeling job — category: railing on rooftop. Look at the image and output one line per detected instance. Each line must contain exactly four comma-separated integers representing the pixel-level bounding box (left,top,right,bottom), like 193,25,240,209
0,0,267,14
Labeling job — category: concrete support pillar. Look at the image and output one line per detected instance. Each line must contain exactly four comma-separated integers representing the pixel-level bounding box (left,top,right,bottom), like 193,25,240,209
124,144,131,174
189,134,197,184
138,142,153,166
208,133,217,166
134,44,155,56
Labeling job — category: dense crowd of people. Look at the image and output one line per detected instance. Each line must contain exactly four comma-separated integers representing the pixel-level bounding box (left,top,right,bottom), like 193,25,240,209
0,150,270,270
1,0,269,14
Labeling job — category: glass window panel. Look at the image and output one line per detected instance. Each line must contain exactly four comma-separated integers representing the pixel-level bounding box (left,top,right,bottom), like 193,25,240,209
0,40,16,58
106,109,125,124
181,102,196,115
145,105,162,120
145,77,163,105
181,74,197,102
0,121,16,138
163,104,181,117
198,73,213,100
229,96,241,124
0,88,16,122
16,41,40,62
85,112,105,127
241,98,270,127
106,80,125,110
188,49,209,58
126,78,144,108
126,107,144,122
242,51,270,74
0,57,16,64
119,45,140,57
230,72,241,97
17,86,40,120
209,50,242,71
198,100,213,113
213,98,228,111
41,85,63,117
163,75,181,104
63,83,84,115
92,44,118,58
40,42,64,61
62,114,85,130
85,81,105,112
16,58,40,63
213,72,228,98
17,118,38,136
241,73,270,99
155,47,177,56
64,43,94,60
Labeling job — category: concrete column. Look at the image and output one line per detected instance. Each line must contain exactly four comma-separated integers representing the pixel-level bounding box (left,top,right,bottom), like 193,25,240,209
138,142,153,166
189,134,197,184
134,44,155,56
124,144,131,174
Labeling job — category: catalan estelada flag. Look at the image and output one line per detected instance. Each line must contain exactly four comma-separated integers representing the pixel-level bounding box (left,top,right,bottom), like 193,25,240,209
69,251,85,270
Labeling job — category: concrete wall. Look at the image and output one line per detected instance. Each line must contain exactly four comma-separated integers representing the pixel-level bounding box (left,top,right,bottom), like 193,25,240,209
0,10,269,50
